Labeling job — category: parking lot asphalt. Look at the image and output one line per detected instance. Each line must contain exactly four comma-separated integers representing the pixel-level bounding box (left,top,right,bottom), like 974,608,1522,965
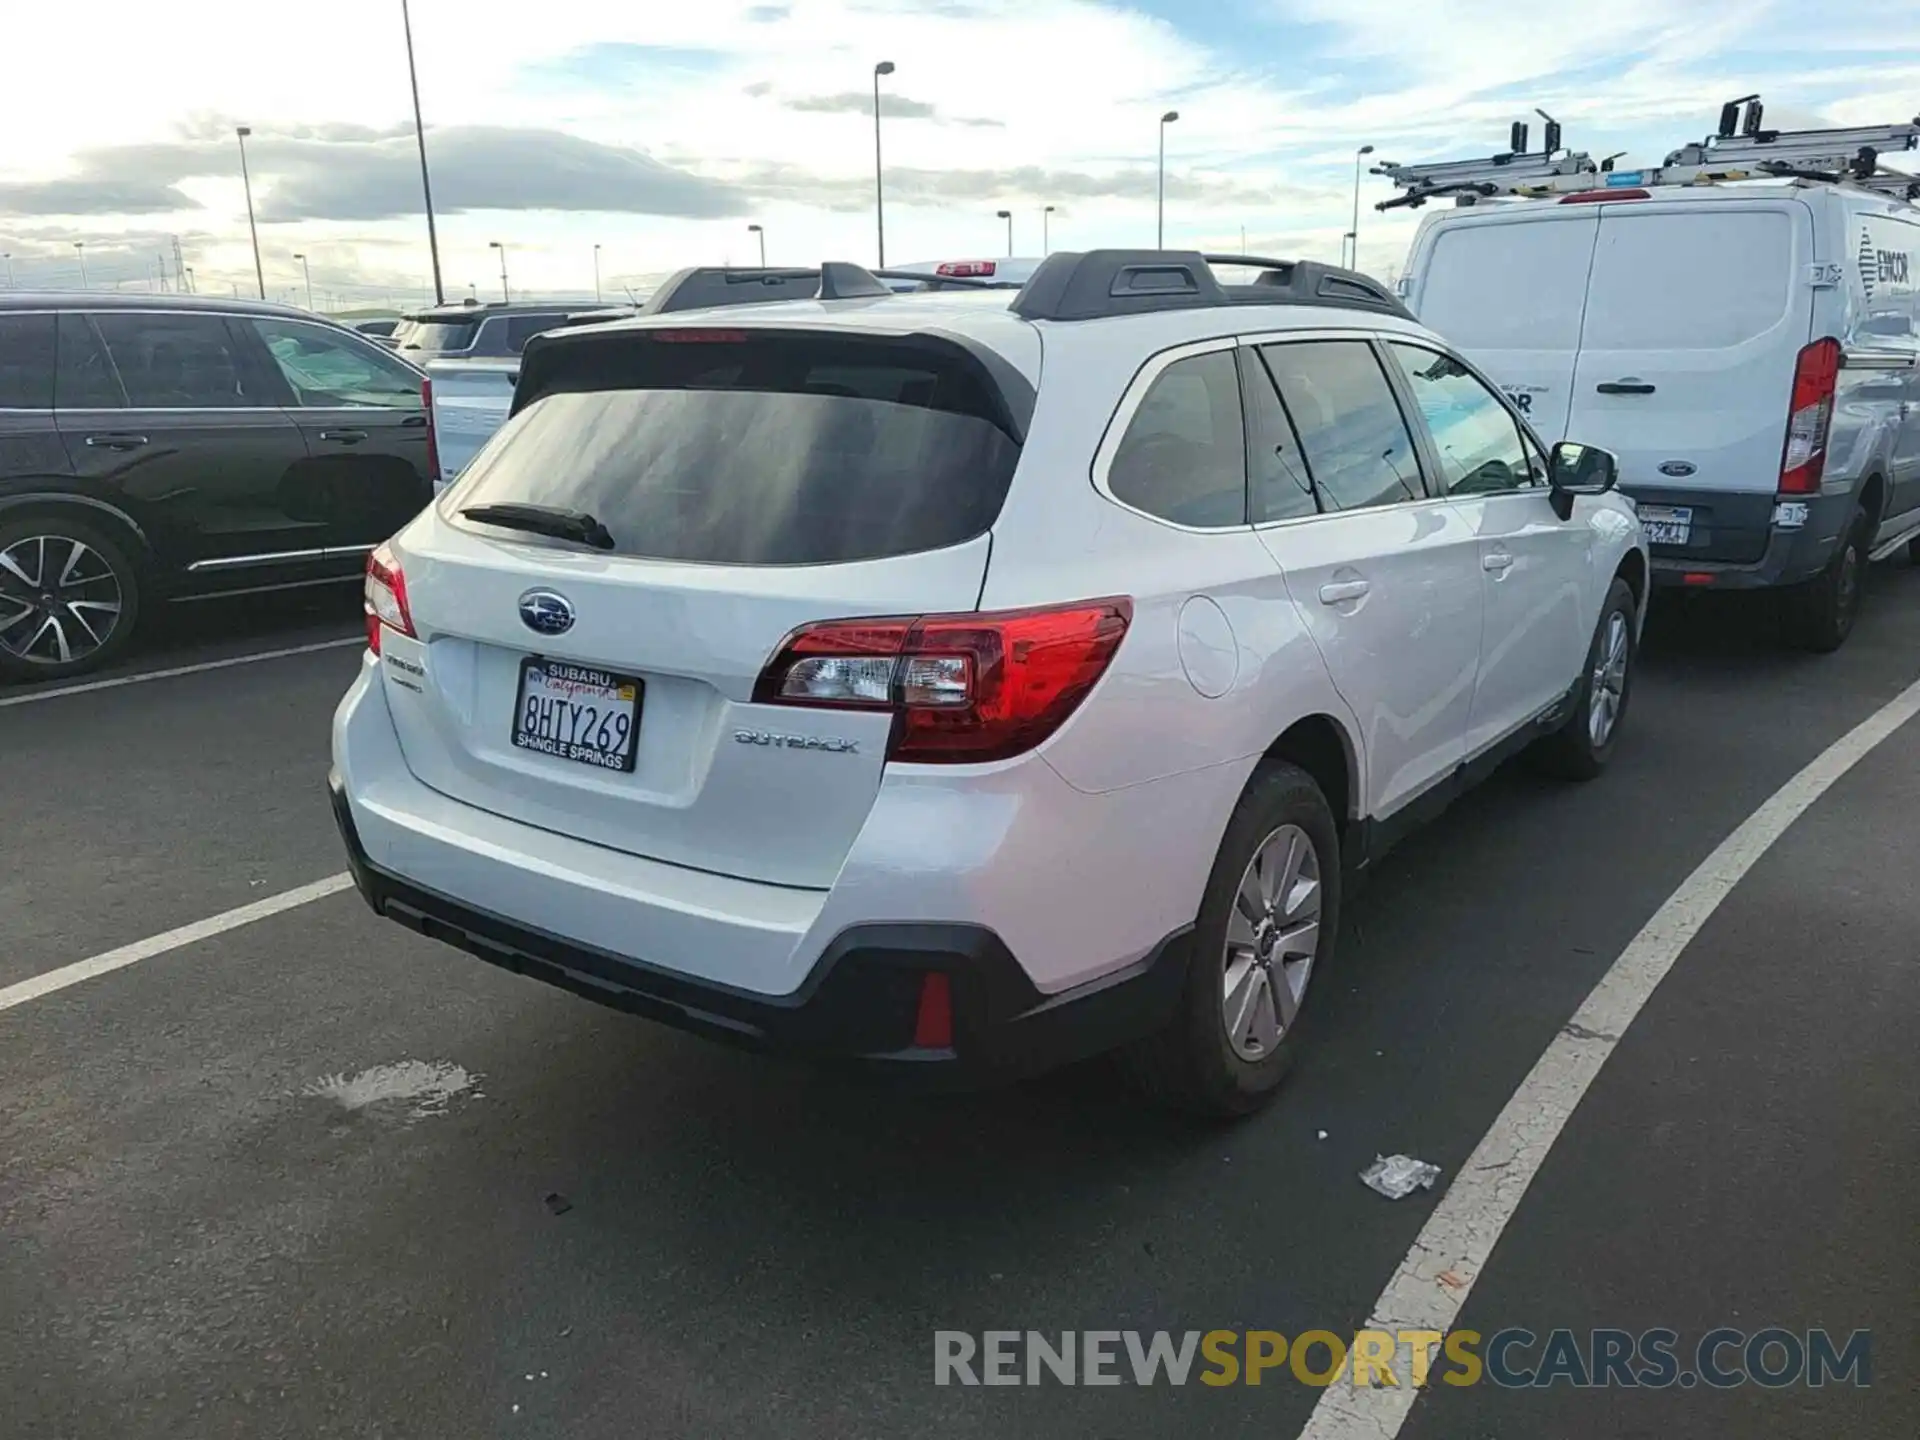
3,576,1917,1439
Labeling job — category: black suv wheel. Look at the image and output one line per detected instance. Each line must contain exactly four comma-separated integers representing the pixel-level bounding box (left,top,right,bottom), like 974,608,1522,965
0,515,143,682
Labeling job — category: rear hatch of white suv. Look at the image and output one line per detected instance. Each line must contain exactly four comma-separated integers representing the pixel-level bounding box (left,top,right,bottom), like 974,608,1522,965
370,321,1031,890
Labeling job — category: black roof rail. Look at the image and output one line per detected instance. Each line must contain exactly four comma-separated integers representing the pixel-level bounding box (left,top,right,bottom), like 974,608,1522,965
1009,250,1413,322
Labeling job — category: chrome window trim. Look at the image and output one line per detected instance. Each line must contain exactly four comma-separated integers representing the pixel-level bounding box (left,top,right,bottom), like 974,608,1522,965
185,542,374,573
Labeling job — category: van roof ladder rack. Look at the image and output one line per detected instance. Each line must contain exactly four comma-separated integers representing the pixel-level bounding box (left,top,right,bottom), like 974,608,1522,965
1377,96,1920,210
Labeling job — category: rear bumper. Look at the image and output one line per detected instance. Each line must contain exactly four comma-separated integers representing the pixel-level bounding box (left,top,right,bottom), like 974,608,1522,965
328,775,1189,1084
1635,488,1853,591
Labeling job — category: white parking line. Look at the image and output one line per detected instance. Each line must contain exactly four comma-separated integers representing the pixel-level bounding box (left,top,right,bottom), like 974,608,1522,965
0,874,354,1016
0,636,364,710
1296,672,1920,1440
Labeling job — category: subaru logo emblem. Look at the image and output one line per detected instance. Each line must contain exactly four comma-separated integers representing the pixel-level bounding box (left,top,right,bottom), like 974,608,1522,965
518,589,575,636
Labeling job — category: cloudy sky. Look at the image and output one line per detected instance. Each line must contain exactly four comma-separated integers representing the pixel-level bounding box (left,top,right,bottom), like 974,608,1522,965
3,0,1916,311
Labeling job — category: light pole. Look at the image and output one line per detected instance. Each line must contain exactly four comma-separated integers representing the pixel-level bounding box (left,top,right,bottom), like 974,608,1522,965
234,126,266,299
1042,205,1055,254
293,252,314,309
995,209,1013,256
747,223,766,267
2,253,12,288
1348,143,1375,269
593,243,602,302
1157,110,1180,247
873,60,895,268
184,266,195,293
489,241,509,302
73,241,88,290
401,0,446,306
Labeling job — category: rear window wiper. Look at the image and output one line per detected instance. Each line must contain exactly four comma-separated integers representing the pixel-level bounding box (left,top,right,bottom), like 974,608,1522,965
461,502,616,550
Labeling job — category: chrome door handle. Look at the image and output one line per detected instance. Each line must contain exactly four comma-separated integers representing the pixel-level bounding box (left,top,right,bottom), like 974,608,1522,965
1318,579,1371,604
318,429,369,444
84,433,149,450
1483,551,1515,573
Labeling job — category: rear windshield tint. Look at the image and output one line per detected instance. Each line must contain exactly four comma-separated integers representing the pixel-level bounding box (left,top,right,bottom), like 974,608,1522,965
1580,209,1795,350
399,320,479,353
451,331,1022,566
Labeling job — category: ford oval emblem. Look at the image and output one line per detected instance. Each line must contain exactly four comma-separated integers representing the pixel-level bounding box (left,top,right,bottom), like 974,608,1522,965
1659,460,1697,478
518,590,575,636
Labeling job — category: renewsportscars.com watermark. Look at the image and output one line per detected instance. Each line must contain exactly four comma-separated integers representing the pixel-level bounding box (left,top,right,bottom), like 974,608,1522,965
934,1328,1872,1390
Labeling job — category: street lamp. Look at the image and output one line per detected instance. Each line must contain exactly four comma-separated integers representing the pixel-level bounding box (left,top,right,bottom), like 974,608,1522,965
184,266,195,293
593,243,602,302
1042,204,1055,254
235,126,266,300
1348,144,1376,269
747,223,766,267
2,253,12,288
1157,110,1180,248
401,0,446,306
873,60,895,268
995,209,1013,256
488,241,509,302
293,252,314,309
73,241,88,290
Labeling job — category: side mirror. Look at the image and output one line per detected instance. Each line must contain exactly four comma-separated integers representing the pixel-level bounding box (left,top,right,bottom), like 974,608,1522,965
1548,441,1617,511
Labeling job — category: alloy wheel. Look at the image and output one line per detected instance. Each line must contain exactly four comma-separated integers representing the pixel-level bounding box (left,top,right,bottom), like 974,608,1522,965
0,534,126,667
1588,609,1630,748
1221,823,1322,1062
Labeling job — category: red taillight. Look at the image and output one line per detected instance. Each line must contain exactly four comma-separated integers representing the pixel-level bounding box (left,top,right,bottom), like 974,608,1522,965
754,599,1133,763
936,261,997,277
1779,337,1841,495
1682,572,1715,587
364,541,415,655
913,972,954,1049
1559,188,1650,204
420,377,440,483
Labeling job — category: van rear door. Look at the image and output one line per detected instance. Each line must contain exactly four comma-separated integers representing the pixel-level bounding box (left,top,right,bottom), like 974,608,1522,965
1566,198,1817,562
1407,207,1599,440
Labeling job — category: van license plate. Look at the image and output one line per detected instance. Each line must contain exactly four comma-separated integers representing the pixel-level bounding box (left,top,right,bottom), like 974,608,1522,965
512,658,642,773
1639,505,1693,546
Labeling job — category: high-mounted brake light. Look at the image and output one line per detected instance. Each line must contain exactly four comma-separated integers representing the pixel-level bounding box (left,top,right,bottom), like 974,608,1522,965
936,261,997,277
648,328,750,343
754,599,1133,763
420,376,441,483
1558,188,1651,203
1778,337,1841,496
364,541,415,656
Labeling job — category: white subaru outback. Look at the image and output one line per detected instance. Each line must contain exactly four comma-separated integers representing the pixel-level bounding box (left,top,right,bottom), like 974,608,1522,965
330,251,1646,1116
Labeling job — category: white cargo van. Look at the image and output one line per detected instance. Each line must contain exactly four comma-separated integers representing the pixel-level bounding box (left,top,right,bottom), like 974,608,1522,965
1403,181,1920,649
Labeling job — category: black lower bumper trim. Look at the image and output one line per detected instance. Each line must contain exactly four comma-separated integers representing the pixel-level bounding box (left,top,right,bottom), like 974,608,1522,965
328,777,1191,1085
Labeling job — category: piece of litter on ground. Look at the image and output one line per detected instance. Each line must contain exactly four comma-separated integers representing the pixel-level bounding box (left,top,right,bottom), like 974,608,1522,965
560,1327,573,1338
512,1404,520,1414
1360,1153,1442,1200
544,1192,573,1216
301,1059,481,1119
1437,1269,1469,1290
525,1374,534,1382
1316,1129,1328,1140
540,1371,549,1379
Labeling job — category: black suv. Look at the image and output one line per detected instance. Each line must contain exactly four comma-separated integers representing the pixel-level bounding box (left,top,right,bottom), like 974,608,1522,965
0,293,435,680
389,302,574,361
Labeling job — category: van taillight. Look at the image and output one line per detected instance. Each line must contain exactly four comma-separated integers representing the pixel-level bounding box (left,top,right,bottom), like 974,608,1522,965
1558,188,1650,203
936,261,997,277
754,600,1132,763
1778,337,1841,496
421,377,440,483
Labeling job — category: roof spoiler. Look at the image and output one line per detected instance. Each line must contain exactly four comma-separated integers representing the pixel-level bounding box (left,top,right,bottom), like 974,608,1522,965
638,261,1001,316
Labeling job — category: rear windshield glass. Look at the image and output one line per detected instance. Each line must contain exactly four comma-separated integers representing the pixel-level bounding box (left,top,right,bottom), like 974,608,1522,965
1580,209,1795,350
399,320,479,353
451,332,1022,566
1418,218,1594,351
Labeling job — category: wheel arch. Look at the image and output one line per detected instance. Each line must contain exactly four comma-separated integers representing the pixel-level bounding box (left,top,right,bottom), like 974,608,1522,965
1857,471,1888,535
0,493,155,569
1262,714,1359,841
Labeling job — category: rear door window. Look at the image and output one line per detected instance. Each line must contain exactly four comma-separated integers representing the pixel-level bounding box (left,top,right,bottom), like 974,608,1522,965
1258,340,1425,510
1105,349,1247,527
55,316,128,409
1582,208,1796,350
88,312,263,408
454,331,1022,566
0,313,56,409
1415,214,1598,352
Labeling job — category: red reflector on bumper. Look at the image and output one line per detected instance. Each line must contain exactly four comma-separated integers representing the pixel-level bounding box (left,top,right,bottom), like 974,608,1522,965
913,971,954,1049
1682,572,1715,587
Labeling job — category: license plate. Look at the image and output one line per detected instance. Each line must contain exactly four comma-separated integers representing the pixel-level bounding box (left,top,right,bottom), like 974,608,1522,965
511,658,642,773
1639,504,1693,547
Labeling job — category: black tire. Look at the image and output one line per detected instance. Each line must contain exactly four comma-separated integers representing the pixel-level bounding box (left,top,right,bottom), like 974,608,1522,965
1125,762,1341,1118
0,514,144,683
1527,576,1637,782
1790,514,1867,654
